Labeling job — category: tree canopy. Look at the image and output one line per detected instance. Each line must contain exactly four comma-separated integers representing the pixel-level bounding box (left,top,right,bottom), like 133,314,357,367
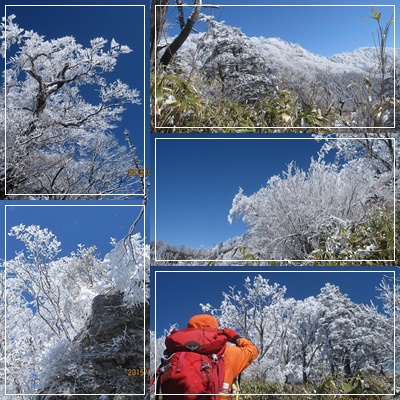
2,15,142,198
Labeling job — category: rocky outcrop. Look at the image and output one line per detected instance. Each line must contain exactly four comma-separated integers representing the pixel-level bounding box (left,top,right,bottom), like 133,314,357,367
38,291,149,399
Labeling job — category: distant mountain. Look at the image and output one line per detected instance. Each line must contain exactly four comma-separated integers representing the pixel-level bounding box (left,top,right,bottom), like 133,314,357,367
254,37,368,76
170,21,398,109
254,37,398,76
249,37,397,106
329,46,396,75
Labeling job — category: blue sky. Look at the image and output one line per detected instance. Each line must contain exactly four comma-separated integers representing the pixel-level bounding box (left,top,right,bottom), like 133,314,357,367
154,136,336,249
5,4,145,160
3,203,144,262
163,3,396,57
152,268,395,334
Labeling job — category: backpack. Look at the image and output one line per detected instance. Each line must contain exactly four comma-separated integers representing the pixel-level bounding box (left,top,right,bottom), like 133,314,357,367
155,328,227,400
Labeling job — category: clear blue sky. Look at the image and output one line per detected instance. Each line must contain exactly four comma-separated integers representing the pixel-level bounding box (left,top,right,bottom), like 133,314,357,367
163,2,395,57
152,267,395,334
154,136,335,249
4,202,144,262
5,3,145,161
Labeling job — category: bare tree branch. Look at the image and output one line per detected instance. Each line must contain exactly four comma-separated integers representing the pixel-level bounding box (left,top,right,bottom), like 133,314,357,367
159,0,202,67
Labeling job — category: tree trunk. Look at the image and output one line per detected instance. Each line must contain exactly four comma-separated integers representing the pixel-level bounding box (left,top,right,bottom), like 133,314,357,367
302,350,308,384
159,0,202,67
150,0,169,70
343,353,352,378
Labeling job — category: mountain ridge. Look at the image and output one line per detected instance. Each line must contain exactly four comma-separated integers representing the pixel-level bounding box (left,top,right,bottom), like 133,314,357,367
173,24,398,107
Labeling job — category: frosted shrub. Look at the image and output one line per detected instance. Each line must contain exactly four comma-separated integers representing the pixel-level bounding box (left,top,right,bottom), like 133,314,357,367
197,275,393,386
103,232,149,305
228,157,392,260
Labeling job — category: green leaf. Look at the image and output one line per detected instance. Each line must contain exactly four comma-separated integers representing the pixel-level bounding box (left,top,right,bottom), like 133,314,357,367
341,381,355,393
277,99,286,108
164,74,188,90
155,88,164,108
370,7,381,21
314,118,326,127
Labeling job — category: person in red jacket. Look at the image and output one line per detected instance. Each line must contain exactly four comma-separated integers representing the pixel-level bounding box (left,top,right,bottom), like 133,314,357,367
187,314,259,391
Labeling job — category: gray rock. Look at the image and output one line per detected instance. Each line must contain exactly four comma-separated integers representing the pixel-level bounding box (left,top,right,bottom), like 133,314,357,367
37,291,149,399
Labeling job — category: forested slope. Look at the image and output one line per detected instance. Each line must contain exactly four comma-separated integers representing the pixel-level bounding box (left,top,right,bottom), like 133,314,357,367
153,16,398,130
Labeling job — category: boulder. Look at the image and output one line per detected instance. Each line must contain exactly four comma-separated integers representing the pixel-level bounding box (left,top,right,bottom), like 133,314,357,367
37,291,149,399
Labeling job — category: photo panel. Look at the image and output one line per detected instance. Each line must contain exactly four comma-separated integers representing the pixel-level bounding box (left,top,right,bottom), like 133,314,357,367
4,203,147,396
152,4,396,132
4,4,146,198
152,268,396,396
153,136,396,264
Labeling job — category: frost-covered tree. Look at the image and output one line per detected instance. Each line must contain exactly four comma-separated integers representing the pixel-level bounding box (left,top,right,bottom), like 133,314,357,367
316,135,398,261
316,284,391,378
377,276,399,368
5,224,147,395
228,149,393,261
197,276,393,386
317,134,398,188
201,275,288,380
193,18,272,103
2,15,142,198
285,296,324,383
